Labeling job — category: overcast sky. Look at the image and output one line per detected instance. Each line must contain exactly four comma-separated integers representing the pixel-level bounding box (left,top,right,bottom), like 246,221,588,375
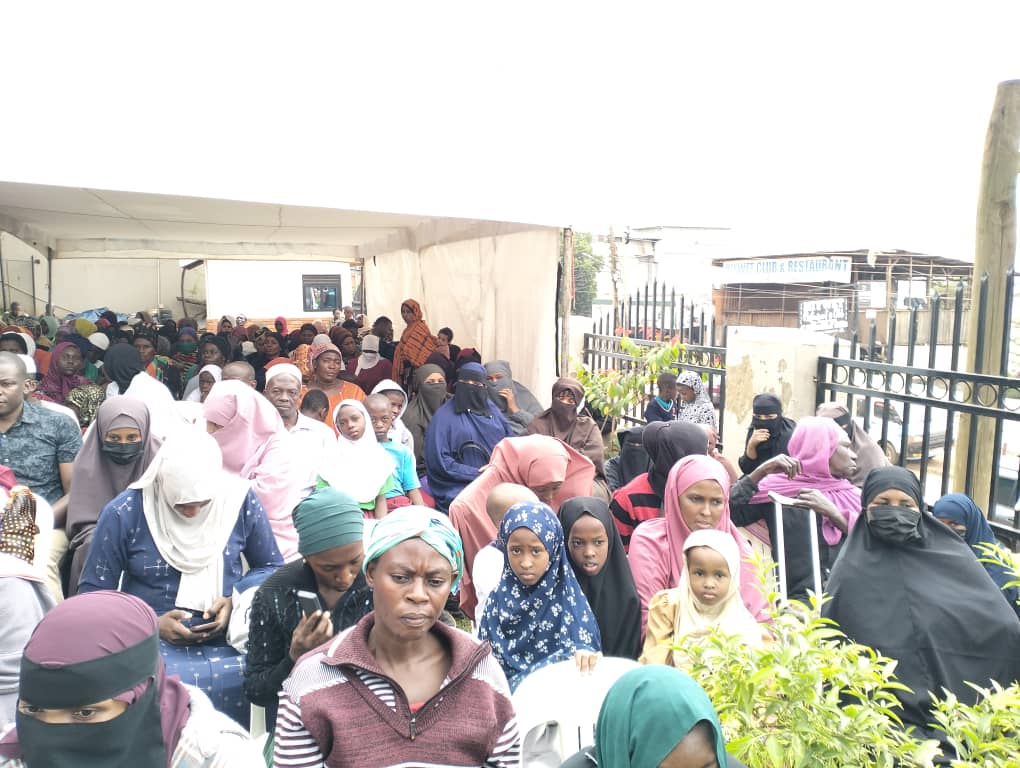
2,2,1018,259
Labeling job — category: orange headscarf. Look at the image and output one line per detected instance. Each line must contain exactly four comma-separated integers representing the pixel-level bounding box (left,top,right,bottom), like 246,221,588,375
391,299,437,377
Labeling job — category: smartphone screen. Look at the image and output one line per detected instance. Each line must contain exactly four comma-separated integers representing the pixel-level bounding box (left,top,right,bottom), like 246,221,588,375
296,590,323,617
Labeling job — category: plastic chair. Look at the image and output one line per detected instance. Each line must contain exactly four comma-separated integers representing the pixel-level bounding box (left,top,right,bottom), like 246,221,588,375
512,656,640,766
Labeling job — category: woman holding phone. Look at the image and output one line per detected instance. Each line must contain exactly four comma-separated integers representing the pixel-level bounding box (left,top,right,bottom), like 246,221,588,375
244,487,373,732
78,431,284,725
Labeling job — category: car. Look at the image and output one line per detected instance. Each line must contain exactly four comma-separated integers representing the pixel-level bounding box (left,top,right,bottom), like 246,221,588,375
854,399,947,465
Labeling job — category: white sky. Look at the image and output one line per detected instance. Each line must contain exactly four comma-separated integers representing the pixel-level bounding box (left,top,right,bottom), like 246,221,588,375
1,2,1018,259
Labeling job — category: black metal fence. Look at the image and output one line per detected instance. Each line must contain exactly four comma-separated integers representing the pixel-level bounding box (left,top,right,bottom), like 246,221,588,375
583,284,726,440
816,271,1020,549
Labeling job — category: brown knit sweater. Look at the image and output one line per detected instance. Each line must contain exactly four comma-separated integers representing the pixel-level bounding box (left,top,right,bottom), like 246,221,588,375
274,613,520,767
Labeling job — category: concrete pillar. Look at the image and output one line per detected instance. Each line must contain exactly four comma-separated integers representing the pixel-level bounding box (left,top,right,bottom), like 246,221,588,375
722,325,835,466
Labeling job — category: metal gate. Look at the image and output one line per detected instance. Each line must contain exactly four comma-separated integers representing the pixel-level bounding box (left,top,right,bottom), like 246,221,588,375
583,283,726,440
816,271,1020,548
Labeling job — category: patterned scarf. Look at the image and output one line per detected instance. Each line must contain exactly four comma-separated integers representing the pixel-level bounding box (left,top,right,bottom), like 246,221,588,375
478,501,601,691
391,299,438,376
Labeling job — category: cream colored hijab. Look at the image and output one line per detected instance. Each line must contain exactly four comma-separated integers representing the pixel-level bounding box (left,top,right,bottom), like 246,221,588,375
673,529,764,649
130,431,250,611
317,399,395,505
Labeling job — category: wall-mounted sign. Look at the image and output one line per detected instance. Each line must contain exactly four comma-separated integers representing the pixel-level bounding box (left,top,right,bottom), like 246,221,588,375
719,255,853,284
799,297,848,332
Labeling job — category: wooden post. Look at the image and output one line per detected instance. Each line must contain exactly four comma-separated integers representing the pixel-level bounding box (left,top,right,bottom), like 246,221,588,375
952,80,1020,510
560,227,575,376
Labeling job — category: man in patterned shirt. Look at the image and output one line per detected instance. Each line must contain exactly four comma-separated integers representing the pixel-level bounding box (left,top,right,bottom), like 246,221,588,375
0,352,82,598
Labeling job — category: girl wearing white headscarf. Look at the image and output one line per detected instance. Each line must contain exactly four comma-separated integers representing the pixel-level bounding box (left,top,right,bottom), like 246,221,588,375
185,364,222,403
318,399,395,519
640,529,766,668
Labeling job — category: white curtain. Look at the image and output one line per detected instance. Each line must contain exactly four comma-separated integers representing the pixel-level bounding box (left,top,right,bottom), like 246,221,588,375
362,221,560,400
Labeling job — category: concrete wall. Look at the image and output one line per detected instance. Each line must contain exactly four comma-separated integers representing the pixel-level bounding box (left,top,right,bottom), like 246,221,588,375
721,325,835,465
206,260,352,322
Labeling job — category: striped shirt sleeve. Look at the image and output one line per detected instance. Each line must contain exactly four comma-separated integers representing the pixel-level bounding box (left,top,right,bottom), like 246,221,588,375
273,695,325,768
486,716,521,768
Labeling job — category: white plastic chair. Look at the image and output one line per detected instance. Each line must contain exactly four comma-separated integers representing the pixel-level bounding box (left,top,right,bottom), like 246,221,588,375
512,656,640,766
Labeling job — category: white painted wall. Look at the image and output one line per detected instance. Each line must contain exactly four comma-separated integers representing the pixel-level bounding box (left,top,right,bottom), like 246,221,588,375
206,260,352,321
48,257,198,318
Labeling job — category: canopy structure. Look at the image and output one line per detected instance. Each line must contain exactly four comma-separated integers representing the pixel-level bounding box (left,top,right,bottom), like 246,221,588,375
0,180,561,395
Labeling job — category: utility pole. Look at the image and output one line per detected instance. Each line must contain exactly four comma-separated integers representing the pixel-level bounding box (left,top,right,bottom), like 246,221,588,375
560,227,575,375
608,225,621,330
952,80,1020,511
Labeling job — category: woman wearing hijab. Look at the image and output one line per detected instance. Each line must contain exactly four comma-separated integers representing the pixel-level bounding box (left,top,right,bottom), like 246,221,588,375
301,342,366,435
560,496,642,659
403,363,449,476
738,392,797,475
425,347,456,392
559,665,745,768
450,434,596,620
36,341,89,405
823,466,1020,753
932,493,1020,617
390,298,438,389
641,529,765,668
184,363,221,402
734,416,860,604
483,359,544,435
204,379,302,560
815,400,888,487
0,591,262,766
610,421,709,550
182,335,231,400
604,425,650,492
275,506,520,767
244,487,373,732
77,431,283,726
479,501,601,692
676,370,717,429
65,396,162,596
629,454,770,631
527,377,606,485
424,362,515,514
101,342,145,397
170,326,200,387
352,333,392,393
0,487,55,725
319,399,395,518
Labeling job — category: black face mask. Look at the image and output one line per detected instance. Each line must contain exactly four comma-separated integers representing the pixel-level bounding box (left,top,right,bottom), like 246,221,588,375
868,504,923,545
751,416,779,436
101,441,145,465
17,682,166,768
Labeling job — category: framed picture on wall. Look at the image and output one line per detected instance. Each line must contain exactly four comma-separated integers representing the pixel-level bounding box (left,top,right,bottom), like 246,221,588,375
302,274,342,312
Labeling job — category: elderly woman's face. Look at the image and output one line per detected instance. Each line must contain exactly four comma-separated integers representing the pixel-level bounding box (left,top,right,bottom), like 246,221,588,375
677,479,725,532
828,433,857,479
365,539,454,639
56,345,83,376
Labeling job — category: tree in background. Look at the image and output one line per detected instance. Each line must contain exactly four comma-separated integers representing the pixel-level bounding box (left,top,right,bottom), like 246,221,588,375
570,232,604,317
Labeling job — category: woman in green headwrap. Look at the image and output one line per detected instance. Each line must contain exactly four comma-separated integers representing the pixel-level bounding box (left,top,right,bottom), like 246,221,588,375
560,665,746,768
274,507,522,767
243,486,373,733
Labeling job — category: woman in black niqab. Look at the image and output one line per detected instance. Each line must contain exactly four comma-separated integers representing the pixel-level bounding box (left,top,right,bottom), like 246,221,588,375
738,393,797,475
823,466,1020,752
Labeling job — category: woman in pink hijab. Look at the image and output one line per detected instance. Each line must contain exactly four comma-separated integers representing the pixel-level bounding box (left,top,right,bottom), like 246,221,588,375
203,379,301,561
448,433,596,620
743,416,860,604
629,454,769,631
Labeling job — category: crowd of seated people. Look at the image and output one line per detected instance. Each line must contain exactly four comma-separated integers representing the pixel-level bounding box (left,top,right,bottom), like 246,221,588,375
0,297,1018,766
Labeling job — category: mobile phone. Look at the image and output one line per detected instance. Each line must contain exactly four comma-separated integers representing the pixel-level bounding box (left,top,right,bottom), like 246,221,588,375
296,590,323,617
767,491,809,507
181,611,216,632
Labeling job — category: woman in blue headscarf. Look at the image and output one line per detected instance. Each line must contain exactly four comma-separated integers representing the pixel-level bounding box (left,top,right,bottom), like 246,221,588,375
478,501,602,692
275,507,521,767
932,493,1020,617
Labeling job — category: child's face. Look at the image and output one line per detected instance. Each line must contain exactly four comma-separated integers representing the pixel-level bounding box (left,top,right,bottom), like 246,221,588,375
567,513,610,577
658,380,677,401
336,406,366,440
384,391,405,418
507,527,550,587
367,403,393,441
685,545,730,606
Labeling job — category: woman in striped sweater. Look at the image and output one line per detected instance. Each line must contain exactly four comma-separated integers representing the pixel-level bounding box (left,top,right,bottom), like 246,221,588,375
274,507,521,768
